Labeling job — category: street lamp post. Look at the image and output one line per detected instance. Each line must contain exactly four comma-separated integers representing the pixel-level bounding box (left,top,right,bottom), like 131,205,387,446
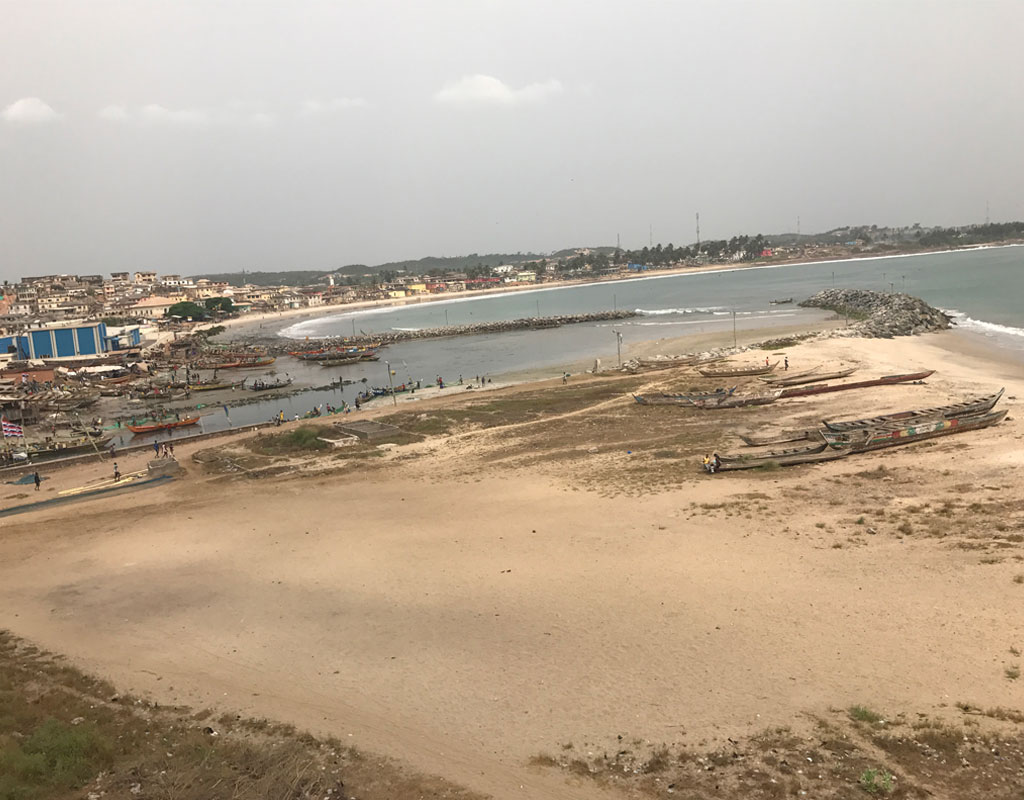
385,360,397,406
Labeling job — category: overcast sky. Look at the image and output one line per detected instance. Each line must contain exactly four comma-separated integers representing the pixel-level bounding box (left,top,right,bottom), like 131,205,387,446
2,1,1022,279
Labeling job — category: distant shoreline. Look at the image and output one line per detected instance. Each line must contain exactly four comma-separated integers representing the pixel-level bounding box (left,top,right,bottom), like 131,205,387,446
208,241,1023,340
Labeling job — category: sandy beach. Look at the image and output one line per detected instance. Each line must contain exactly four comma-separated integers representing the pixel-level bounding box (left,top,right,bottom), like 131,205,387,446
2,323,1023,799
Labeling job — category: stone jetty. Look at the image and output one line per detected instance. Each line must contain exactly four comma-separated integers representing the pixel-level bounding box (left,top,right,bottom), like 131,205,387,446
267,310,639,352
799,289,951,338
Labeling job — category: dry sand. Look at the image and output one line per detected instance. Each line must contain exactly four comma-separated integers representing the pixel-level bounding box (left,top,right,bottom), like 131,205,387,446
1,326,1023,799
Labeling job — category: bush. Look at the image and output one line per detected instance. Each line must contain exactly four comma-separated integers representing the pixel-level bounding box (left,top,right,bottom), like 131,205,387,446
0,718,113,796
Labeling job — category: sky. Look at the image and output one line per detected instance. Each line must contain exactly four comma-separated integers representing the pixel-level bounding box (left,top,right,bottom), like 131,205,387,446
2,0,1022,279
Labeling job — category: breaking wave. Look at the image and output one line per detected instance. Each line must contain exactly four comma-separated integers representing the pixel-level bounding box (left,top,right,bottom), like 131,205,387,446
945,309,1024,339
635,306,729,316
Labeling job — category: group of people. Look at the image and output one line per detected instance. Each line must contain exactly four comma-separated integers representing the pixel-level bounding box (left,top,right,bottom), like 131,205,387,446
152,440,175,459
702,453,722,473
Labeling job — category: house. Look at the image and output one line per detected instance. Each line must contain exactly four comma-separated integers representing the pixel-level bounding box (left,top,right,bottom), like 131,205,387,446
133,271,157,285
0,321,140,359
128,296,178,319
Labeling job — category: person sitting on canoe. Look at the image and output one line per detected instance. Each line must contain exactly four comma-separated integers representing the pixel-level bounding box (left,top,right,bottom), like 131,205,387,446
713,453,721,472
702,454,711,472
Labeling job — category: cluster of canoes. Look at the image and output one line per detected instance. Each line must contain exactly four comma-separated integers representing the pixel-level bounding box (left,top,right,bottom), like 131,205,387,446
288,345,381,366
715,388,1006,471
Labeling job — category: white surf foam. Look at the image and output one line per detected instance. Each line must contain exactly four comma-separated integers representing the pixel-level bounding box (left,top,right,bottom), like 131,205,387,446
945,309,1024,339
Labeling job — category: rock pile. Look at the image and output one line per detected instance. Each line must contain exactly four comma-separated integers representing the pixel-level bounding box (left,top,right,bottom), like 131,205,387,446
269,310,639,351
799,289,951,338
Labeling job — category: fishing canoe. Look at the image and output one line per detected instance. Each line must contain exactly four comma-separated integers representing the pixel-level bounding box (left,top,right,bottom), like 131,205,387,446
248,378,293,391
187,379,246,392
778,370,935,398
317,356,362,367
822,388,1005,432
738,429,823,447
633,387,736,405
822,409,1007,452
698,361,779,378
689,390,782,409
758,364,821,383
126,416,200,434
234,357,276,368
763,366,858,387
769,298,793,305
716,440,837,471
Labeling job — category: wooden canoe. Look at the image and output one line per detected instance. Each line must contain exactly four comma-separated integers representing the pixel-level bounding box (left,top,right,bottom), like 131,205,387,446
778,370,935,398
697,360,779,378
763,366,858,387
822,409,1007,452
633,387,736,405
689,390,782,409
822,389,1005,432
738,429,823,447
126,416,200,434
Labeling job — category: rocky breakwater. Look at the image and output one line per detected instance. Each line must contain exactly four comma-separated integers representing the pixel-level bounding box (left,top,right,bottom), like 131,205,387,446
799,289,951,338
269,310,640,351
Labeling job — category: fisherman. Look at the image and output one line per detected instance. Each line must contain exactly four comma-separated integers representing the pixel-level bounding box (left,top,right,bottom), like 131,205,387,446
33,472,41,491
702,454,711,472
168,442,175,458
713,453,722,472
784,356,789,371
113,462,121,482
765,356,770,367
153,440,160,456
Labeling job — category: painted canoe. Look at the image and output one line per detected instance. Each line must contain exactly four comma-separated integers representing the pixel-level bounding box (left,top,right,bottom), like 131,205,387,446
126,416,200,434
822,409,1007,452
822,388,1005,432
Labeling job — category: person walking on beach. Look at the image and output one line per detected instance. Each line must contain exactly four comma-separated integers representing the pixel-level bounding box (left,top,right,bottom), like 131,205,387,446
168,442,175,458
113,462,121,482
784,356,789,371
33,472,41,491
153,440,160,456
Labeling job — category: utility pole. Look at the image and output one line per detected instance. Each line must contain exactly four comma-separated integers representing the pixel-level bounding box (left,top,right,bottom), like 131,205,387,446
385,360,397,406
535,299,540,318
613,293,617,312
901,274,906,291
614,330,623,366
732,310,737,349
695,212,701,254
444,308,449,326
616,232,620,251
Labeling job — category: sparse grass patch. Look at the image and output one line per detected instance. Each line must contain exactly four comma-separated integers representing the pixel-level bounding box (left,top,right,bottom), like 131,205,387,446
849,705,884,724
1014,574,1024,584
858,767,894,794
1005,665,1020,681
855,516,866,525
897,521,913,535
249,425,329,455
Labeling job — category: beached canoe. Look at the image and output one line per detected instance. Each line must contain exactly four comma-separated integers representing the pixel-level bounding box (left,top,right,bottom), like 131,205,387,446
126,416,200,434
821,409,1007,452
689,390,782,409
821,388,1005,432
763,366,858,387
633,387,736,405
778,370,935,398
698,361,779,378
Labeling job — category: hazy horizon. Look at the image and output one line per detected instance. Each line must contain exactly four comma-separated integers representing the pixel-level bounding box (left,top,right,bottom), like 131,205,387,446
3,1,1022,281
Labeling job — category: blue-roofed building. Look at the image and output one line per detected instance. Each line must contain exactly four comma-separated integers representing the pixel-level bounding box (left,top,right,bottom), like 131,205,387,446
0,321,142,360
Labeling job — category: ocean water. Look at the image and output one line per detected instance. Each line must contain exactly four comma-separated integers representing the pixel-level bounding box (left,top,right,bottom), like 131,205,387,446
117,245,1024,443
281,244,1024,356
